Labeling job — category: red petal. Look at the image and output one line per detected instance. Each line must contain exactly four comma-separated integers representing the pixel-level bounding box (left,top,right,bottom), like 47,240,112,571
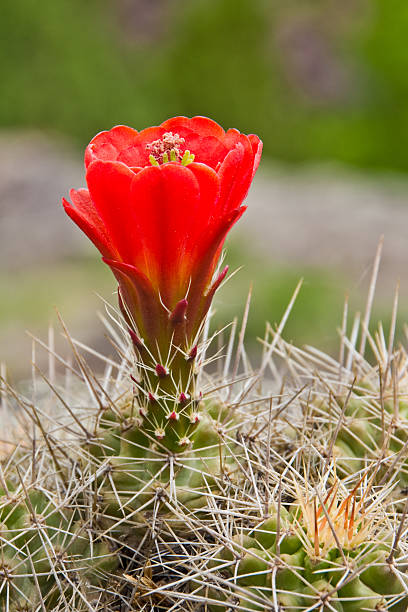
189,136,229,169
84,119,263,179
137,163,201,302
186,207,246,337
104,258,154,299
223,128,243,148
85,125,140,167
217,136,254,214
136,125,168,143
161,116,225,139
249,134,263,178
85,160,145,266
185,162,220,229
117,144,149,167
70,189,111,241
88,161,220,305
104,258,164,341
62,190,116,259
199,206,247,270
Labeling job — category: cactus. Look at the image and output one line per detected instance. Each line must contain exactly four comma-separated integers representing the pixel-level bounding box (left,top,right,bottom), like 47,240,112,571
1,116,407,611
0,455,116,609
62,117,262,454
82,393,243,534
2,288,408,609
0,310,247,609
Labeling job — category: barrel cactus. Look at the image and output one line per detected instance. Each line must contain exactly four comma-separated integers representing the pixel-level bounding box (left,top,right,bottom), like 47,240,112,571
0,116,407,611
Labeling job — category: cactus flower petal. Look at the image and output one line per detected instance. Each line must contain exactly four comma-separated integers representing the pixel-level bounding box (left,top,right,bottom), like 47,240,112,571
64,116,261,355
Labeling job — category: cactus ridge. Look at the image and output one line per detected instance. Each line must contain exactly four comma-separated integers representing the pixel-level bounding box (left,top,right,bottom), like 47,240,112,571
0,456,117,609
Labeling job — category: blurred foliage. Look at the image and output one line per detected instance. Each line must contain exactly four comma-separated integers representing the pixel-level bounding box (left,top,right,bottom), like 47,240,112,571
0,259,111,326
213,243,345,353
0,0,159,144
1,0,408,169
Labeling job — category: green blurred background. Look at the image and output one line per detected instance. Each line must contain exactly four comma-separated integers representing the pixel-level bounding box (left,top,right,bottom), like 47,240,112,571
2,0,408,379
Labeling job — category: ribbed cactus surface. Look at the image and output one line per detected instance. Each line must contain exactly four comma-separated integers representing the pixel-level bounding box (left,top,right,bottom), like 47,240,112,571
0,479,116,610
0,358,243,610
84,396,241,533
1,282,408,610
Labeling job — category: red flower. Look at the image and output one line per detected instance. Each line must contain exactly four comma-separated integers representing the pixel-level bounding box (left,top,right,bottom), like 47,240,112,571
63,116,262,356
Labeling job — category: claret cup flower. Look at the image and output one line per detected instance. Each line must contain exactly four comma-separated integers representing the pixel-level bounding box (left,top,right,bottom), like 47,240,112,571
63,116,262,451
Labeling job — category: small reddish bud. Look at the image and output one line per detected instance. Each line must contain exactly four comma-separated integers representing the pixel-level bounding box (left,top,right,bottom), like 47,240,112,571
178,436,191,447
169,299,188,326
154,428,165,440
167,411,179,421
208,265,229,297
155,364,168,378
189,412,200,424
187,345,198,361
179,393,189,406
148,392,157,403
128,328,144,351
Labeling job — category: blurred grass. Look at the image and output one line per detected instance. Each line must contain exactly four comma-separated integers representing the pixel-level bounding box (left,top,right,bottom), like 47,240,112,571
0,0,156,143
0,259,112,327
213,244,345,354
0,258,113,379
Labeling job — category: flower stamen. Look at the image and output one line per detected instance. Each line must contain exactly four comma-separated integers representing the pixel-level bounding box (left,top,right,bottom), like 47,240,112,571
181,150,195,165
146,132,195,165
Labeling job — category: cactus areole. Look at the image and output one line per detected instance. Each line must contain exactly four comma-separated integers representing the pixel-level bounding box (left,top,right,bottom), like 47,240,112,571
63,116,262,450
